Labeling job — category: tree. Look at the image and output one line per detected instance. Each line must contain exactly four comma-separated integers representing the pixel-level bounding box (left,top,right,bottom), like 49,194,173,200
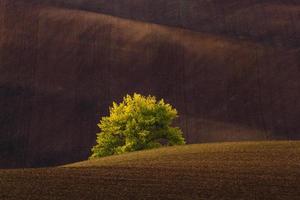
90,93,185,158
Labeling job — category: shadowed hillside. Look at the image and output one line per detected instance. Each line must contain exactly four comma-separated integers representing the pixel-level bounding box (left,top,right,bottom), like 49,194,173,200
0,0,299,167
33,0,300,47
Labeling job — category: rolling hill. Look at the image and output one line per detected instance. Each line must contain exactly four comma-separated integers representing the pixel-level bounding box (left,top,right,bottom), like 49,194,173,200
1,141,300,199
32,0,300,47
0,0,299,167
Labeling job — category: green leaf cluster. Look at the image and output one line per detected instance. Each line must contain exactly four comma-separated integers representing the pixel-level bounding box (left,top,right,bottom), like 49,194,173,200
90,93,185,158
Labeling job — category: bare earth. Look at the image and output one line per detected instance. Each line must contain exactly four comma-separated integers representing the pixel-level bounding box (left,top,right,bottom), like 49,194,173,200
1,141,299,200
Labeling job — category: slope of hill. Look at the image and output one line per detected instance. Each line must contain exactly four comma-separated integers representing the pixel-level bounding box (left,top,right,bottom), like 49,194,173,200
1,141,300,199
32,0,300,47
65,141,300,168
0,0,300,168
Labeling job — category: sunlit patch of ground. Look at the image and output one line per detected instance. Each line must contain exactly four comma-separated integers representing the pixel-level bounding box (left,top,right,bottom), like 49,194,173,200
1,141,299,199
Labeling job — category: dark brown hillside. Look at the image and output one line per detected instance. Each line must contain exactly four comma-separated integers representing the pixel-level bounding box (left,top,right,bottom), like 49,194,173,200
1,142,300,200
0,0,299,167
34,0,300,47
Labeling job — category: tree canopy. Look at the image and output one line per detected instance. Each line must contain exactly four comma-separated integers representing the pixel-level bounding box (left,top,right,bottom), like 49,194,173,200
90,93,185,158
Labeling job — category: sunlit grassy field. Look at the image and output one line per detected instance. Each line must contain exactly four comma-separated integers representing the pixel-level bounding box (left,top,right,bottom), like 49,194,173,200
1,141,300,199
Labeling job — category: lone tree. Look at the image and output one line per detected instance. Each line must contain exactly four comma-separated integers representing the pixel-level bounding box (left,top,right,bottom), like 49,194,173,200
90,93,185,158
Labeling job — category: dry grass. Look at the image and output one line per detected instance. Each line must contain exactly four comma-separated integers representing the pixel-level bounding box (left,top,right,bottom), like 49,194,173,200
1,141,300,199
